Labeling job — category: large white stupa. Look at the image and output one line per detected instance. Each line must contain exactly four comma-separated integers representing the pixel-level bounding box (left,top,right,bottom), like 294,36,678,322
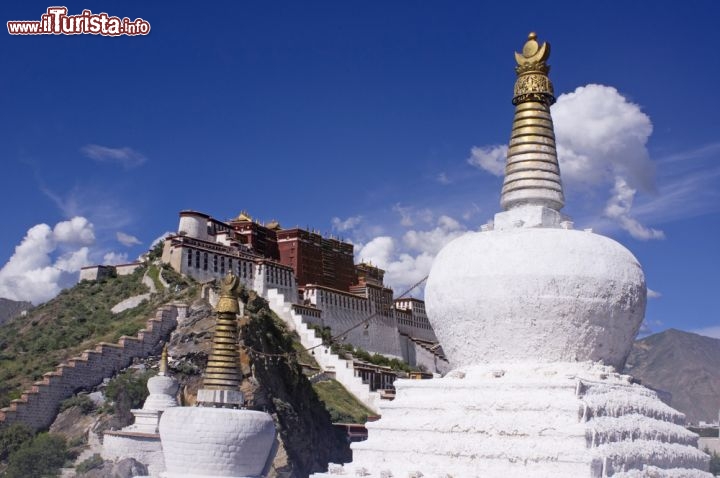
313,33,712,477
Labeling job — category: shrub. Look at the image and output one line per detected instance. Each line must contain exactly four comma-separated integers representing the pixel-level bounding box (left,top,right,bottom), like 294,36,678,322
708,449,720,475
0,423,34,461
59,394,96,414
4,433,67,478
76,453,104,473
105,369,155,421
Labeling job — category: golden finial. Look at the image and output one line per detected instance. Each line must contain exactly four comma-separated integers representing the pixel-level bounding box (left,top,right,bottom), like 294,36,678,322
159,344,168,376
512,31,554,106
216,273,240,314
501,32,564,212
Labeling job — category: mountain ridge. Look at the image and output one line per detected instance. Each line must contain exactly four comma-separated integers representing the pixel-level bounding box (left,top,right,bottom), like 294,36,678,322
0,298,31,326
625,328,720,425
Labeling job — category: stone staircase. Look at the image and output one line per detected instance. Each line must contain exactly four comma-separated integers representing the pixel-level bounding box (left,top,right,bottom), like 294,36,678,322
265,289,380,413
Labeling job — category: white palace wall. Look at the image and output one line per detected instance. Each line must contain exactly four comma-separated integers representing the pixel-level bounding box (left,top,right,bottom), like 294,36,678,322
162,237,297,300
304,286,402,359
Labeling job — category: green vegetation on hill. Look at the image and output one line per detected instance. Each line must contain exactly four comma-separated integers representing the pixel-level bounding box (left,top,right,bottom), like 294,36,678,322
312,379,374,423
0,264,197,409
3,432,68,478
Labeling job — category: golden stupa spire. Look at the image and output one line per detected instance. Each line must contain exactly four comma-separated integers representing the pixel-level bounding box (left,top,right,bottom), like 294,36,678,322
202,274,243,390
500,32,565,212
159,344,168,376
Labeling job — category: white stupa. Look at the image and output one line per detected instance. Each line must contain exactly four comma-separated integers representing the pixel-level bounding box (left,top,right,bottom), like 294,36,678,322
103,346,180,477
313,33,712,477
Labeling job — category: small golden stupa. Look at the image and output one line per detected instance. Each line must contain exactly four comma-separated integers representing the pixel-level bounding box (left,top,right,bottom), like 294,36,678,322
197,273,245,406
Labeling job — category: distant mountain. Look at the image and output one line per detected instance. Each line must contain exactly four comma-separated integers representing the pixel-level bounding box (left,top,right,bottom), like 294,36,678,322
625,329,720,425
0,298,31,325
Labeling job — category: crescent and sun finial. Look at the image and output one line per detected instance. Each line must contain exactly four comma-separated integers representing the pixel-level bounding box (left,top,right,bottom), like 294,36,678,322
515,31,551,68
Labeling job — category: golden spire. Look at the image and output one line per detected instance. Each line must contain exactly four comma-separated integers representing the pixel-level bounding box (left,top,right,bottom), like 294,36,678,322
159,344,168,376
202,274,243,390
500,32,565,212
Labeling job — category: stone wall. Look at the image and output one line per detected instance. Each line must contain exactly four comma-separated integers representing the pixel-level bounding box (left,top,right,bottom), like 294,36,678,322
304,286,402,359
0,305,181,432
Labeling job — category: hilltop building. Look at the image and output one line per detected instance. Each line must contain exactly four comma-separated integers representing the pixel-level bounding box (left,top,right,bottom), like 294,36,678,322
162,210,447,374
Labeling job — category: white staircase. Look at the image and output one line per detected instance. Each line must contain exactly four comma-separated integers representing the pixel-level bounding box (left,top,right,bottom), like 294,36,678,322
265,289,381,414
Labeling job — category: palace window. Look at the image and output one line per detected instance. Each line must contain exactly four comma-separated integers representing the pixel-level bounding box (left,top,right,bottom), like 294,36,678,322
187,249,193,267
203,253,208,270
213,255,218,273
195,250,200,269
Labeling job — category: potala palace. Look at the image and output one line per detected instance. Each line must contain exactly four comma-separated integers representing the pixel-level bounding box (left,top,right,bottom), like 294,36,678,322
160,209,448,375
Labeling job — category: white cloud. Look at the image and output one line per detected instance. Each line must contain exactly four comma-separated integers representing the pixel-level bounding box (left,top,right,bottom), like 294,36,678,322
403,215,465,255
356,236,394,269
466,84,663,240
392,203,434,228
355,215,467,294
604,177,665,240
647,288,662,299
553,84,654,191
693,326,720,340
116,231,142,247
55,248,91,272
103,252,129,265
82,144,147,169
53,216,96,245
0,217,96,304
467,145,506,176
436,172,451,185
331,215,363,232
150,232,173,248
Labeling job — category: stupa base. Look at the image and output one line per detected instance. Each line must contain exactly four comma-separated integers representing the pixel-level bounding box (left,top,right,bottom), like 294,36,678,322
313,363,711,478
159,407,276,478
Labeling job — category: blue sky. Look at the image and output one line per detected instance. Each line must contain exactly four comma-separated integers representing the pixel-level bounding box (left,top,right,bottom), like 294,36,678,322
1,1,719,338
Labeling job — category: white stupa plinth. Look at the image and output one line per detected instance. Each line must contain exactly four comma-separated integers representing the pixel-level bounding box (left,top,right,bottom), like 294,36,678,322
312,33,712,478
103,347,180,477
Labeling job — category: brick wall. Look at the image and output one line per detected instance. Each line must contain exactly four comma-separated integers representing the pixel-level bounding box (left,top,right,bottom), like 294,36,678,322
0,305,181,432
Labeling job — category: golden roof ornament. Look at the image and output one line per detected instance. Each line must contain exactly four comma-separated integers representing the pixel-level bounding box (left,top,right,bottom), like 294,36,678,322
512,32,555,106
500,32,565,212
234,211,252,222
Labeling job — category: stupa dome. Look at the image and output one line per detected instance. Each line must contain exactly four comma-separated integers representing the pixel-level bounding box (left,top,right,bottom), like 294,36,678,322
144,374,180,411
425,225,646,370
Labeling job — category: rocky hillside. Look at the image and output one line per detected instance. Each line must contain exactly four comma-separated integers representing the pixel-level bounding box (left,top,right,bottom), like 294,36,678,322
625,329,720,425
0,298,31,326
166,289,351,478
